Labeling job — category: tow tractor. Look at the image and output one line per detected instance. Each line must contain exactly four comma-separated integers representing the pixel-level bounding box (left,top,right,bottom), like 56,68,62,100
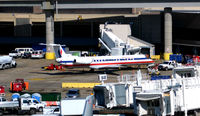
42,64,64,70
10,79,29,92
147,63,160,75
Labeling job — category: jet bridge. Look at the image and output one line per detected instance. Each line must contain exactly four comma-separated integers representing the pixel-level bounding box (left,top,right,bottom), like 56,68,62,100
99,24,154,56
99,28,141,56
99,29,126,56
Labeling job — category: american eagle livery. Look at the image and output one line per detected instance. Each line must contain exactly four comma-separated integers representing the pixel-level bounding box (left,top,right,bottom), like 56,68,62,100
54,45,154,69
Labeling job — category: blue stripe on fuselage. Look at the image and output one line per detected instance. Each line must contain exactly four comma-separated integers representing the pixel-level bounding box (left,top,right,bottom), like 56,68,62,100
134,58,147,60
59,61,74,63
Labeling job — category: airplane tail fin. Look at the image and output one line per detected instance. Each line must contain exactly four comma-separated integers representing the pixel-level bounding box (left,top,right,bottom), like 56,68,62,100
53,45,69,58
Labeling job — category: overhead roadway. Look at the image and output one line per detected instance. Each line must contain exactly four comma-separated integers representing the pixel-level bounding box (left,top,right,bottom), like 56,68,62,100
1,0,200,8
1,0,200,60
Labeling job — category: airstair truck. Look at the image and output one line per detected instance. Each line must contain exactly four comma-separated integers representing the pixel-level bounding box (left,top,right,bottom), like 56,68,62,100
0,97,44,115
134,66,200,116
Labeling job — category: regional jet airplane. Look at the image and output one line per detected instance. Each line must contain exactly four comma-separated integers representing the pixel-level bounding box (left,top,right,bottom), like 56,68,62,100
54,45,154,69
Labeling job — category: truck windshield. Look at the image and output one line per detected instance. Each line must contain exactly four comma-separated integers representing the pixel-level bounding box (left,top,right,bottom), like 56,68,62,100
68,91,78,94
163,62,169,64
33,100,39,103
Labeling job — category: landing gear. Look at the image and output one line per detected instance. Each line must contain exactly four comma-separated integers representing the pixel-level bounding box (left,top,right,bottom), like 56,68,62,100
90,69,94,72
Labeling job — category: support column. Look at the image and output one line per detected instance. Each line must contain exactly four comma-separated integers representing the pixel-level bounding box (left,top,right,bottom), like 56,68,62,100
164,7,173,61
45,10,55,59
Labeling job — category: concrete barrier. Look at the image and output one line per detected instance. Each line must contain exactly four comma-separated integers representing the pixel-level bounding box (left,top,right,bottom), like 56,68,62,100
151,55,160,60
62,83,101,88
45,52,55,60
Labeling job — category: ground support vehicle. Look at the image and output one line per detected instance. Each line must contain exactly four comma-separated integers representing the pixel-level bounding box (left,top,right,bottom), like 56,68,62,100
42,64,63,70
15,48,34,55
0,97,44,115
0,86,5,96
158,60,176,71
0,56,17,70
9,50,21,58
147,63,160,75
133,66,200,116
21,52,31,58
31,50,45,59
10,79,29,92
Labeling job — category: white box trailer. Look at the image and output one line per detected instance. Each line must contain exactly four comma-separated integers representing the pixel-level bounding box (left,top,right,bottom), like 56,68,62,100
60,95,94,116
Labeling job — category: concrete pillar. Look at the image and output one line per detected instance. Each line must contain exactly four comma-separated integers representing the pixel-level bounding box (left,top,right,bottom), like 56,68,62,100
45,10,55,59
164,7,173,61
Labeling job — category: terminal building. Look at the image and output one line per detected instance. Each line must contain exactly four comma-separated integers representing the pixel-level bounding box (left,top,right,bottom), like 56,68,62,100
0,5,200,58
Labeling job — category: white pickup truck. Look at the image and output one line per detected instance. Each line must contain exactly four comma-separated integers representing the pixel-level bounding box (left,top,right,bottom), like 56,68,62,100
158,60,176,71
9,50,21,58
0,97,44,115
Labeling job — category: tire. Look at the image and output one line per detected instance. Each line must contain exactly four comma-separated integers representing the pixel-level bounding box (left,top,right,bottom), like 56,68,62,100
0,110,3,116
12,63,17,68
38,107,43,112
2,64,5,70
29,108,36,115
165,67,168,71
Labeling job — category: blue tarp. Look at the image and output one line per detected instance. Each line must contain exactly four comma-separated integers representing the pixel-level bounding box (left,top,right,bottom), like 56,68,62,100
151,75,171,80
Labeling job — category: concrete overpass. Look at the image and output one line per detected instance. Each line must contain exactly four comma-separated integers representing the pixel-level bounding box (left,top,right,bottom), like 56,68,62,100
1,0,200,8
1,0,200,60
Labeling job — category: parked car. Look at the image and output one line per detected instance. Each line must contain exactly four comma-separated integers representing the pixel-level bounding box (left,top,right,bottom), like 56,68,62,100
31,50,45,59
22,52,32,59
9,50,21,58
43,106,60,115
66,89,80,98
15,48,34,56
158,60,176,71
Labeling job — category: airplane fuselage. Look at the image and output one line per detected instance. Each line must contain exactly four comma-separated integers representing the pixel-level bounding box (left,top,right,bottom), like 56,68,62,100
57,54,154,69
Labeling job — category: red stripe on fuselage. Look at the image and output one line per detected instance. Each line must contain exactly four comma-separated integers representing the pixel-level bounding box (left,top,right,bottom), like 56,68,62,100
62,61,154,67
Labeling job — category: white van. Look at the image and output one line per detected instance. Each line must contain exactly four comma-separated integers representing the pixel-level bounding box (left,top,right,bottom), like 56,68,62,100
31,50,44,59
15,48,34,55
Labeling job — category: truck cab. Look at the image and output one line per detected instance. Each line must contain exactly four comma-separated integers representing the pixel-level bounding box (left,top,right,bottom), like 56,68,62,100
20,98,44,113
158,61,176,71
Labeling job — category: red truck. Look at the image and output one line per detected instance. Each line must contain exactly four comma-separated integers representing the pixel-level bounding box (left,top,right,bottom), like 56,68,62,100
0,86,5,96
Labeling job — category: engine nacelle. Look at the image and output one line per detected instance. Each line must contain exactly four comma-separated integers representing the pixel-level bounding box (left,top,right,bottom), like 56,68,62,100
74,57,93,64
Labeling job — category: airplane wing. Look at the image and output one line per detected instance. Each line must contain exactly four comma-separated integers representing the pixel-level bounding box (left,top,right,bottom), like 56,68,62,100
74,57,93,64
90,64,123,69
